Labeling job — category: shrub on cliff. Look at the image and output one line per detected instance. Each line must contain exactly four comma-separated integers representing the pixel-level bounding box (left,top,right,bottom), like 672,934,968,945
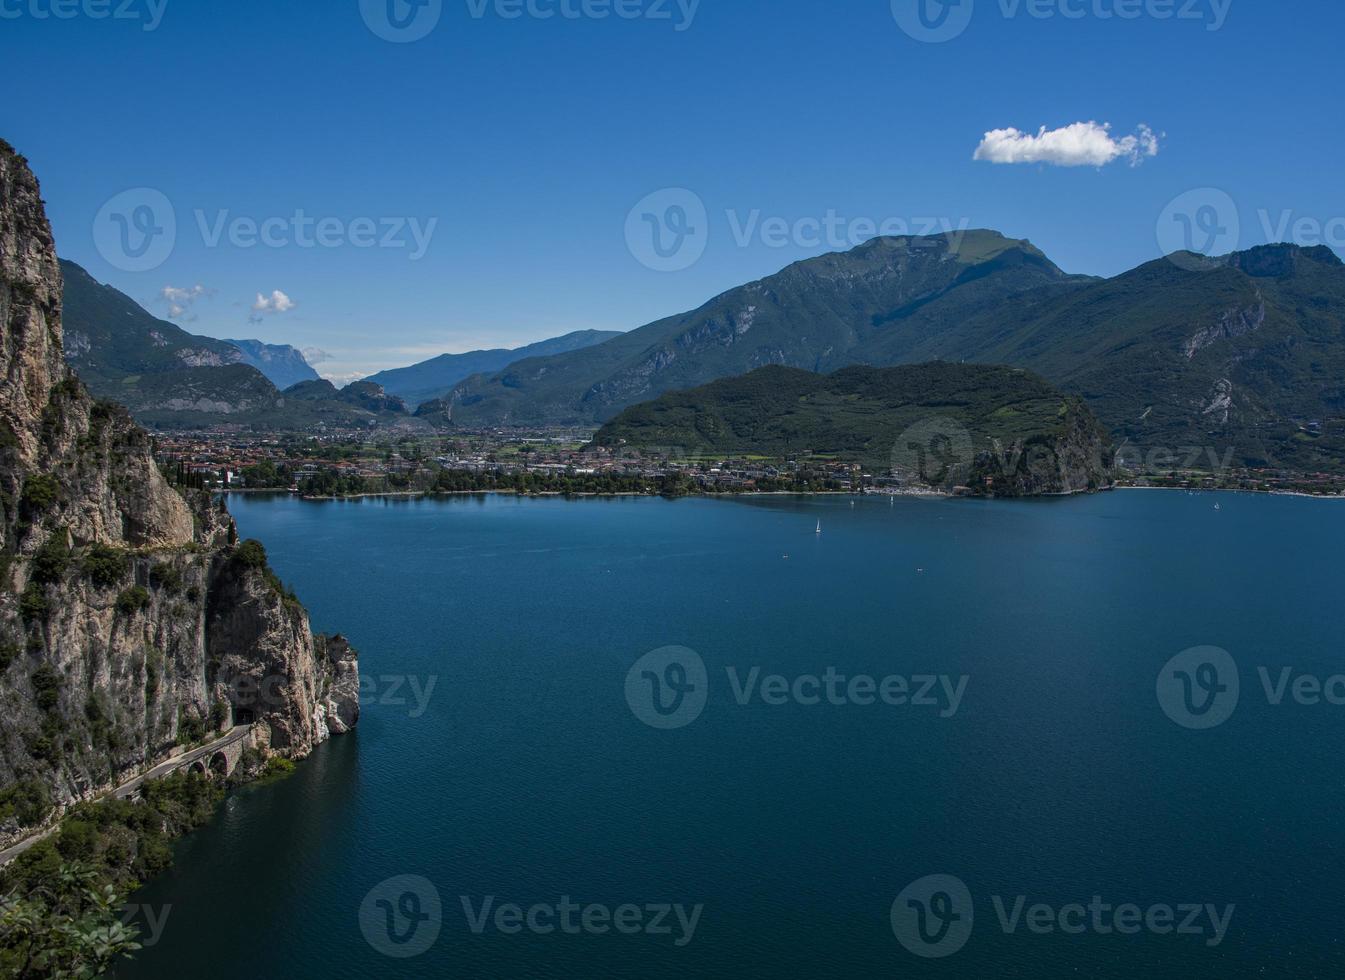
232,539,268,570
81,545,127,588
0,779,50,828
30,534,70,586
115,586,150,616
19,475,60,515
148,561,183,594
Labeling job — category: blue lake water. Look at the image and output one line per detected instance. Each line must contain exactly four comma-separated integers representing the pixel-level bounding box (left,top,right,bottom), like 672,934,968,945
121,491,1345,978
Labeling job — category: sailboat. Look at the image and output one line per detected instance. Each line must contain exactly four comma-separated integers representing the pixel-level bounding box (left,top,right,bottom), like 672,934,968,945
816,521,822,535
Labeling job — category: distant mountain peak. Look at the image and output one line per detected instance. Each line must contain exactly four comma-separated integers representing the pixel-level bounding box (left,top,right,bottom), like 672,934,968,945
364,329,624,407
224,338,321,389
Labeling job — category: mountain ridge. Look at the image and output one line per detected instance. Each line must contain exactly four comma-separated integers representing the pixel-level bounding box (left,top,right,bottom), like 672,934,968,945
364,329,623,407
448,231,1078,425
452,233,1345,472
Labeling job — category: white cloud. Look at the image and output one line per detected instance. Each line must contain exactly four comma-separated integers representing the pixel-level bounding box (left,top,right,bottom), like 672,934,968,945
158,284,214,320
301,347,333,366
974,121,1161,168
251,289,297,315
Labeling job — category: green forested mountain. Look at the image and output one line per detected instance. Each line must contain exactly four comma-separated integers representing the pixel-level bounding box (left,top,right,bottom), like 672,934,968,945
875,243,1345,473
595,363,1114,495
58,262,412,430
450,231,1079,425
454,235,1345,472
61,260,252,385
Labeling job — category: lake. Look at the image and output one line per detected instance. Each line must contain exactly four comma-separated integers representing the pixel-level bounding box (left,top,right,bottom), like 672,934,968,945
121,490,1345,978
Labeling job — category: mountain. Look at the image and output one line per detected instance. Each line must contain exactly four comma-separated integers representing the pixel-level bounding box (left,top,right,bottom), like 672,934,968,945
448,231,1083,426
454,232,1345,473
224,339,320,389
364,329,624,407
0,140,358,863
61,259,250,384
58,264,416,430
596,363,1114,495
889,243,1345,474
59,260,287,421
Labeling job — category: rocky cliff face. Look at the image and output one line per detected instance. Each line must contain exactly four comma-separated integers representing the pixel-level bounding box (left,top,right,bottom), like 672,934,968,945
965,396,1115,497
0,140,357,841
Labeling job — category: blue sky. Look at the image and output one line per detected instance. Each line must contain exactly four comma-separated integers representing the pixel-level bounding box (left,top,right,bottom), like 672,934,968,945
3,0,1341,382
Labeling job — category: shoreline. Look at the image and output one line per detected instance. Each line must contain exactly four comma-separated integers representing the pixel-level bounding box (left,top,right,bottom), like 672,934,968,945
222,483,1345,504
1115,485,1345,500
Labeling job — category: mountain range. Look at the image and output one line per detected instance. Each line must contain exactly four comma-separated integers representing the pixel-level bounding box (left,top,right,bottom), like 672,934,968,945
449,232,1345,472
56,263,613,431
53,229,1345,473
364,330,623,407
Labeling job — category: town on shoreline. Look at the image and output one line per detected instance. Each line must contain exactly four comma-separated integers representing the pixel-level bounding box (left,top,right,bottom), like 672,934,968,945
149,426,1345,501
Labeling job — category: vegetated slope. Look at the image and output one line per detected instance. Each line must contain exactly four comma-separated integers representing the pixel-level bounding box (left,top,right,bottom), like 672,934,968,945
595,362,1114,495
450,231,1079,425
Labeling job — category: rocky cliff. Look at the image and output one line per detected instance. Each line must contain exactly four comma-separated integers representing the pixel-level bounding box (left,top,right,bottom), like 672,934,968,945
0,140,358,843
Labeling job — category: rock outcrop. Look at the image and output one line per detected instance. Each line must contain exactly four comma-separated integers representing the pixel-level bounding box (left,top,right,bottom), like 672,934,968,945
0,139,358,840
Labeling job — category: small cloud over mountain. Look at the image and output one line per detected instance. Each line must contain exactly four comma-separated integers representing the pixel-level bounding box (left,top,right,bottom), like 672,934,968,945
974,122,1161,168
301,347,333,366
158,283,214,321
248,289,297,324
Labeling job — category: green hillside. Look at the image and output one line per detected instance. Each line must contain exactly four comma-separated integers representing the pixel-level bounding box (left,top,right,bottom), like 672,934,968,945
59,262,413,430
595,363,1114,495
455,235,1345,473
